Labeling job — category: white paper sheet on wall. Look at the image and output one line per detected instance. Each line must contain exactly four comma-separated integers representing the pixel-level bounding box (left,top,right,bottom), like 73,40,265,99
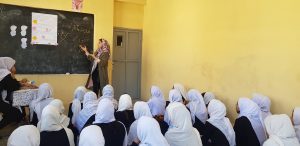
31,12,58,45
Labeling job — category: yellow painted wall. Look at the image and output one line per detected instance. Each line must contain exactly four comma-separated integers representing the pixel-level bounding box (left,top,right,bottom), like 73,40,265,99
0,0,114,111
114,1,144,29
142,0,300,120
116,0,146,5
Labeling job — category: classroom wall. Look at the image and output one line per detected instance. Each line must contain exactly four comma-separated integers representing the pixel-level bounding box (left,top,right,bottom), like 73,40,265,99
0,0,114,110
116,0,146,5
141,0,300,120
114,1,144,29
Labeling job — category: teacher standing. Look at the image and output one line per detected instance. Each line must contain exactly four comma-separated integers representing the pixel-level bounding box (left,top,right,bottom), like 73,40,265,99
80,38,110,96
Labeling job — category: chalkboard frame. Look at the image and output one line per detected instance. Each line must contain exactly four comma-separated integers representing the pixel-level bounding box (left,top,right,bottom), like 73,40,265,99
0,3,94,74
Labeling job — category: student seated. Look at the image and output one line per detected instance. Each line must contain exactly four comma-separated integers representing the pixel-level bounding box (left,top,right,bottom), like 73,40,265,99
29,83,54,126
137,116,170,146
68,86,87,125
79,125,105,146
115,94,135,132
99,84,118,110
148,86,169,135
293,107,300,143
0,57,36,128
234,97,267,146
252,93,272,120
164,89,186,126
202,99,235,146
186,89,208,137
67,86,87,143
164,102,203,146
38,99,70,129
7,125,40,146
168,89,183,103
203,92,216,107
75,91,98,132
39,105,75,146
263,114,300,146
128,101,152,146
173,83,188,103
93,98,127,146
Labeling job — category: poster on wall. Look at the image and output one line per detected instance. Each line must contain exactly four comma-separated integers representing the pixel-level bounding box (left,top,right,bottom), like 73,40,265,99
72,0,84,12
31,12,58,45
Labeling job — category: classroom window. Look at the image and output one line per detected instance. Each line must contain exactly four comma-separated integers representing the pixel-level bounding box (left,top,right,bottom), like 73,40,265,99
117,35,123,47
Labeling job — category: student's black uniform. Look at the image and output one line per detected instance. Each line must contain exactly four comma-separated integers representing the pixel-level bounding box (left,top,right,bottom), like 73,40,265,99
0,74,22,128
115,110,135,132
202,122,230,146
68,102,83,120
83,114,95,130
94,121,126,146
31,112,39,126
67,102,83,144
193,115,206,134
157,119,169,135
234,116,260,146
40,129,70,146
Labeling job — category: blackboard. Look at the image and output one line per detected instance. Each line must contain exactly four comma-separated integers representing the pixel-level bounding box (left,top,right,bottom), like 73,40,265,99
0,3,94,74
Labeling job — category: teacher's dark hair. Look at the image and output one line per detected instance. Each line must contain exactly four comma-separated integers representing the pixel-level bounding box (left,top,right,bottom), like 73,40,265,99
79,44,86,48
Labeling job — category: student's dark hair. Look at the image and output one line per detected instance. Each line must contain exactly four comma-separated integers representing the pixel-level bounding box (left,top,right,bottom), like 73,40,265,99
80,44,86,47
201,92,206,97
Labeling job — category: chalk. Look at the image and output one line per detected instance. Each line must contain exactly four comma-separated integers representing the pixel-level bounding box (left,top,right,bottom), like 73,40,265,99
66,72,70,75
83,17,89,21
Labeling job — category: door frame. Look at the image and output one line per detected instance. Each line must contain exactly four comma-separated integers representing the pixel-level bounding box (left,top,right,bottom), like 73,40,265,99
112,27,142,99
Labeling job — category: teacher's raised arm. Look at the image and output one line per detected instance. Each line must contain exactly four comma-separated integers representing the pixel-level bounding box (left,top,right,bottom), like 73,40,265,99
80,38,110,96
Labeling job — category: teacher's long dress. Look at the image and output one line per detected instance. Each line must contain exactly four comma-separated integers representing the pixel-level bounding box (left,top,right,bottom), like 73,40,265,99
86,51,109,96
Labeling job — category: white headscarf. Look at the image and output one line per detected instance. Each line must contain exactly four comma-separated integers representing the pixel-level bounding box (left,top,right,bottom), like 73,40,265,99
128,101,152,145
137,116,170,146
207,99,235,146
0,57,15,81
117,94,133,112
169,89,183,103
238,97,267,145
8,125,40,146
40,105,63,131
0,57,15,70
100,84,118,109
94,98,127,146
186,89,208,124
293,107,300,143
30,83,54,121
94,98,115,124
203,92,215,105
263,114,300,146
165,102,203,146
134,101,152,120
79,125,105,146
252,93,272,120
71,86,87,125
173,83,187,100
40,105,75,146
48,99,70,127
148,86,166,116
75,91,98,131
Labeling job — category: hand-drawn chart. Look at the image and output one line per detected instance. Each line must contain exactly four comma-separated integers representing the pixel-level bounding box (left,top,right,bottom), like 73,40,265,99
31,12,58,45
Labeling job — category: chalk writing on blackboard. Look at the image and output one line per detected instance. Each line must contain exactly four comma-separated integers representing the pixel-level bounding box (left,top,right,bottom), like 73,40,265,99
0,3,94,74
